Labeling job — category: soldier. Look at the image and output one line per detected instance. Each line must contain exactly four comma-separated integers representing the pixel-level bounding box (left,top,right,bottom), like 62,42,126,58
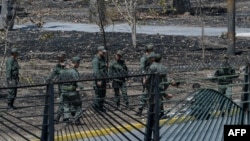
145,54,173,118
213,55,239,99
140,44,155,72
46,52,66,95
109,50,129,110
213,55,239,112
59,56,83,124
92,46,108,112
136,52,156,116
46,52,66,123
6,48,20,110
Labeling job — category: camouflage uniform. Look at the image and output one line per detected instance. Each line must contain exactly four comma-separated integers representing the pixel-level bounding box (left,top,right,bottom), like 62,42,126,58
60,57,83,122
6,48,20,109
92,46,108,112
145,54,169,118
46,52,66,122
214,57,238,99
214,56,239,111
136,51,156,116
109,50,129,109
46,52,66,95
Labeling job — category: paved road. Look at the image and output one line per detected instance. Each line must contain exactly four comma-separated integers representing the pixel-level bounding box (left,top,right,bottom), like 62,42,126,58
14,22,250,37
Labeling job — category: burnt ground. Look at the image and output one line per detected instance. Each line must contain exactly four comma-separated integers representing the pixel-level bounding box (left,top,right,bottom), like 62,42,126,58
0,0,250,140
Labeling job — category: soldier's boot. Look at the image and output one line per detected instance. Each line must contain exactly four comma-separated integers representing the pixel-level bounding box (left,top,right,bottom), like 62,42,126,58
116,103,121,111
126,102,131,110
135,108,143,117
54,114,61,123
7,100,16,110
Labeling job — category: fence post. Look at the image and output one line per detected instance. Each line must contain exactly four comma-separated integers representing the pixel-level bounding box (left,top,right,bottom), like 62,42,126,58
41,83,55,141
242,64,250,124
153,73,160,140
144,73,160,141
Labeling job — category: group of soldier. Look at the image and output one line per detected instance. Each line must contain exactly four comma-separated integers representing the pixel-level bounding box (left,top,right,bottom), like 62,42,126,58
5,44,239,124
5,45,172,123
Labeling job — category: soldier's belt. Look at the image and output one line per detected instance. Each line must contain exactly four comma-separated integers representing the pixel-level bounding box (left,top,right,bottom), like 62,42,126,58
62,85,76,91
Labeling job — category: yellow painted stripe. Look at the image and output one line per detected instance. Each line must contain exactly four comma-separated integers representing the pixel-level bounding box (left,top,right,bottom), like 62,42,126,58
53,116,194,141
32,108,238,141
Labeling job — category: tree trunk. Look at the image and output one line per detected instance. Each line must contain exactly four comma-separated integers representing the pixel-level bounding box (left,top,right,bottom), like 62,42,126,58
173,0,191,14
89,0,107,27
0,0,16,30
131,15,136,48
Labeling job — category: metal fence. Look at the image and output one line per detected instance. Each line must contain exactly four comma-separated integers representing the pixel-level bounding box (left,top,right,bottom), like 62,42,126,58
0,59,250,141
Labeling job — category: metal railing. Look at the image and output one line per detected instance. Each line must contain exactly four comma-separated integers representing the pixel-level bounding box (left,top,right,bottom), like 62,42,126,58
0,64,250,140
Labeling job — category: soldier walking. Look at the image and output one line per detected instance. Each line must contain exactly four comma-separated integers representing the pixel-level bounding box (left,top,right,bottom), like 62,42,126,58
213,55,239,112
109,50,130,110
140,44,154,73
92,46,108,112
136,52,156,116
59,56,83,124
147,54,173,118
213,55,239,99
46,52,66,123
6,48,20,110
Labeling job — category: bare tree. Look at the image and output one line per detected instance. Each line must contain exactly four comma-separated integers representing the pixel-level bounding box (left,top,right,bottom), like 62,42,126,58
111,0,138,48
173,0,191,14
0,0,16,74
0,0,16,30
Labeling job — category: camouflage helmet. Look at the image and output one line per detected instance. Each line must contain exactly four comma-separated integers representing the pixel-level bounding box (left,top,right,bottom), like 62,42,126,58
145,44,154,51
11,48,18,54
71,56,81,64
222,54,229,60
57,52,66,58
97,46,107,52
116,50,123,56
155,54,162,61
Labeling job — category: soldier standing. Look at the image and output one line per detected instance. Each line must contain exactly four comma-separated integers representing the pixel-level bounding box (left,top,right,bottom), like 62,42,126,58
214,55,239,99
140,44,154,73
6,48,20,110
92,46,108,112
213,55,239,112
136,52,156,116
147,54,173,118
60,56,83,124
109,50,129,110
46,52,66,123
46,52,66,95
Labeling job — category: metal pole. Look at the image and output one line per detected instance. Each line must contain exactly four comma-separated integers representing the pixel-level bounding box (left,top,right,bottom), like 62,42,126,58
226,0,236,55
144,74,155,141
41,84,50,141
48,83,55,141
144,73,160,141
153,73,160,141
41,83,54,141
242,64,250,124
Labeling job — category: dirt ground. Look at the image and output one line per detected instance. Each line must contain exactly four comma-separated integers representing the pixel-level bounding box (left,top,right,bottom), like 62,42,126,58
0,0,250,140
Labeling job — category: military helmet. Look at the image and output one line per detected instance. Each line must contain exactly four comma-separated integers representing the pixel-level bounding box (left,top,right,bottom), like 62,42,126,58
145,44,154,50
11,48,18,54
71,56,81,64
57,52,66,58
155,54,162,60
97,46,107,52
116,50,123,56
222,54,229,60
